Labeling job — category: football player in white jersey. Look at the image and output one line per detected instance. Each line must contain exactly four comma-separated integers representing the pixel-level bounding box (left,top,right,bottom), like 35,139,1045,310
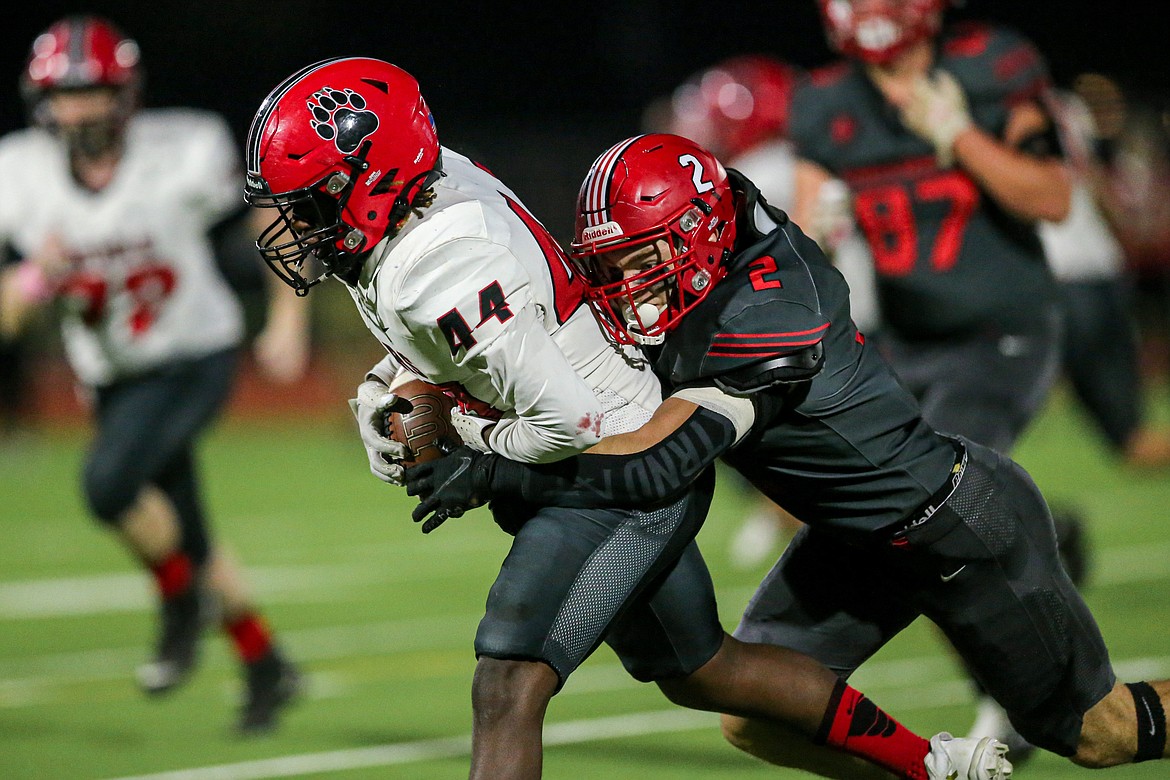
1042,85,1170,469
0,16,307,733
246,56,1001,780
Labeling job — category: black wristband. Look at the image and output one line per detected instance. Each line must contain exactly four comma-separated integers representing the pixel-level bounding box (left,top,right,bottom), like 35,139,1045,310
1127,681,1166,762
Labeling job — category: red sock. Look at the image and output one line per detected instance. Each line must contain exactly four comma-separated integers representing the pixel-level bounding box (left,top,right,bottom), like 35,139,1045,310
149,552,194,599
224,613,273,664
815,679,931,780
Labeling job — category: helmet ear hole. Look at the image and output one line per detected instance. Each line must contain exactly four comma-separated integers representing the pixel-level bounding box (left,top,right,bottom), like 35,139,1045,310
369,170,400,196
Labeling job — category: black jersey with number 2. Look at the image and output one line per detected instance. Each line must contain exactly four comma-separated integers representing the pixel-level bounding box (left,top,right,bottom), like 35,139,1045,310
657,175,957,541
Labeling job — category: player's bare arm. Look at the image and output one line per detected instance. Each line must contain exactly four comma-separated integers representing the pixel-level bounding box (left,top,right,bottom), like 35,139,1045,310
584,395,699,455
252,208,311,385
792,158,837,245
949,100,1072,223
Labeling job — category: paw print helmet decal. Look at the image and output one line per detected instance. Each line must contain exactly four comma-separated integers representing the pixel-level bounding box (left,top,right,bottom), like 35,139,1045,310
245,57,443,294
307,87,378,152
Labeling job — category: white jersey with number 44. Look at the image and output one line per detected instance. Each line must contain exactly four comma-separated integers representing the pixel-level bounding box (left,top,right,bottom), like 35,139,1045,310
349,149,662,464
0,109,245,386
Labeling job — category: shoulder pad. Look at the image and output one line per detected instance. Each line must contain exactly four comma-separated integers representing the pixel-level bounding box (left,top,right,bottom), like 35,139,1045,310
809,61,852,89
712,342,825,396
943,23,1050,105
789,64,859,171
659,227,832,388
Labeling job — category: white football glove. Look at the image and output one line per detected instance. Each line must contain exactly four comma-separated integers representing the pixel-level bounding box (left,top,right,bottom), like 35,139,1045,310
811,179,856,253
348,379,413,485
900,70,973,168
449,408,496,454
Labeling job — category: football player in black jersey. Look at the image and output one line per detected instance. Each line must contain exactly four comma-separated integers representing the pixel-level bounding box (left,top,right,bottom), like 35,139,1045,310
791,0,1091,755
407,133,1170,775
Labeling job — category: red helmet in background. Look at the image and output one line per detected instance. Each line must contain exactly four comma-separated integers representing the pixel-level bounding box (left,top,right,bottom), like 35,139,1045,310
244,57,442,295
666,55,798,160
572,134,738,345
818,0,947,65
20,16,142,151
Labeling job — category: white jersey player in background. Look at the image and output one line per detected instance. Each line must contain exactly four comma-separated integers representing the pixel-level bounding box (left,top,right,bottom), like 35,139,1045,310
654,54,880,569
245,56,998,780
1040,86,1170,468
0,16,307,733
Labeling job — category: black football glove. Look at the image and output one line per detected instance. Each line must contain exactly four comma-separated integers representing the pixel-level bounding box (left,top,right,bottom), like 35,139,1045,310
405,445,498,533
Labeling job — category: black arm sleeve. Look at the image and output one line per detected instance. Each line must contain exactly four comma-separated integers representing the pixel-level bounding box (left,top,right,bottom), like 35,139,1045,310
488,405,738,508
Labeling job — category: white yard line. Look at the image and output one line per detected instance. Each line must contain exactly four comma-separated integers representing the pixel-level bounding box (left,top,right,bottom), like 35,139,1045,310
91,710,735,780
1,540,1167,708
95,679,990,780
96,655,1170,780
2,540,1165,620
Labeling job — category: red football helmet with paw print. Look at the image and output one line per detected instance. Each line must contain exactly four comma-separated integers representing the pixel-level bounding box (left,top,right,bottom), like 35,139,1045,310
667,55,798,160
244,57,443,295
572,134,738,346
818,0,948,66
20,15,142,154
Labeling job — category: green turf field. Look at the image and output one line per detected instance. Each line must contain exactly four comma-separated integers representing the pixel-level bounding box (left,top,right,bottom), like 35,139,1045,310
2,386,1169,779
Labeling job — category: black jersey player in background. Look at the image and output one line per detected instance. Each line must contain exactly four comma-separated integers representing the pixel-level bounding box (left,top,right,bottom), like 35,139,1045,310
407,133,1170,777
789,0,1089,756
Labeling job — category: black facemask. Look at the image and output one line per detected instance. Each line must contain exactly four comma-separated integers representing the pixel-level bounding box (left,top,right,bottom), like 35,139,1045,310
57,118,122,160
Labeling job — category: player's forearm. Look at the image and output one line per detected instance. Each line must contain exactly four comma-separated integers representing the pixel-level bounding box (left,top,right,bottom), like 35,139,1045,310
954,128,1071,222
488,406,736,507
471,315,608,464
487,410,602,464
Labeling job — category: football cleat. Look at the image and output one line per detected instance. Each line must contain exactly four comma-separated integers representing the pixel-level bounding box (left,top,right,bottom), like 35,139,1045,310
136,581,211,695
968,696,1037,767
925,732,1013,780
237,650,303,735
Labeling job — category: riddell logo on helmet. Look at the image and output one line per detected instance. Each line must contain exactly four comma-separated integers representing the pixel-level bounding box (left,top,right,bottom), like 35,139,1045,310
581,221,623,244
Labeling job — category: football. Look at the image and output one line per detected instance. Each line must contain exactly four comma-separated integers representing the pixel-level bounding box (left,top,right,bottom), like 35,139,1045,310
384,378,460,467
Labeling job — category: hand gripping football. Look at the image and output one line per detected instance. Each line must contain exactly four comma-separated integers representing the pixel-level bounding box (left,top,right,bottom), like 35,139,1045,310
385,379,460,467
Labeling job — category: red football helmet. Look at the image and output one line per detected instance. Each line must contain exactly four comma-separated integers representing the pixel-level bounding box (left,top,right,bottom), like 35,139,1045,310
20,16,142,154
666,55,798,159
572,134,738,346
818,0,947,65
244,57,443,295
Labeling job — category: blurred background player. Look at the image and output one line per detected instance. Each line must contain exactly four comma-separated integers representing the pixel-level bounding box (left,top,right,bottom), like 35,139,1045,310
652,54,882,569
788,0,1083,759
1041,81,1170,469
0,15,308,733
